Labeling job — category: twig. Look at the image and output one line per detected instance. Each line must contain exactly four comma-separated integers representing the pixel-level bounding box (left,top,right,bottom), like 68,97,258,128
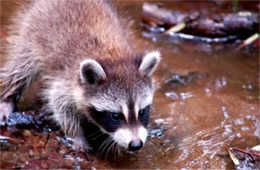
231,147,260,161
43,133,50,149
228,148,240,165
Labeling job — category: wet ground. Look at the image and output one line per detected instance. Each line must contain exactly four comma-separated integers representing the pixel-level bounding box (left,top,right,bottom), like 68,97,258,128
0,0,259,169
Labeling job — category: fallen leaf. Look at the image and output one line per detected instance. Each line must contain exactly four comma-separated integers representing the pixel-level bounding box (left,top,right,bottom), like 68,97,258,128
251,145,260,152
228,148,240,166
163,22,186,35
236,33,259,50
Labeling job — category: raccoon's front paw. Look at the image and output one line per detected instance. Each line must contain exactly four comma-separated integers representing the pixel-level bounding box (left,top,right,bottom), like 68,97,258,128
72,136,91,161
0,101,14,123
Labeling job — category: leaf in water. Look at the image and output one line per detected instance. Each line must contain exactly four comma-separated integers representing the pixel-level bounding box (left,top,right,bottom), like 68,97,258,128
163,22,186,35
236,33,259,50
227,148,240,166
251,145,260,152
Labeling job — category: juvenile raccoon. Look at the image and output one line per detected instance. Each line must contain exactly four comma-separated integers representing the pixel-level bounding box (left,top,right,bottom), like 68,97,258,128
0,0,160,152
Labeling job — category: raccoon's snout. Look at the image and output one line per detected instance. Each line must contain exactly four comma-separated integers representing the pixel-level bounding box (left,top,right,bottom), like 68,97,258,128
128,139,143,151
113,126,148,151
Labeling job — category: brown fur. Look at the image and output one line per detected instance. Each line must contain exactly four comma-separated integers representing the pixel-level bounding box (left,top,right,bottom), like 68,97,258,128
0,0,160,150
1,0,135,106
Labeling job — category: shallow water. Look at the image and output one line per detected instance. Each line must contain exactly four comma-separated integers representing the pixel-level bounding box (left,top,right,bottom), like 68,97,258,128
0,0,259,169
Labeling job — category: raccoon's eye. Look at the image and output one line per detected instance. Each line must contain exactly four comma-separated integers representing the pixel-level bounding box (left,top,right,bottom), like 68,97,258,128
139,105,150,118
111,113,123,121
139,109,145,118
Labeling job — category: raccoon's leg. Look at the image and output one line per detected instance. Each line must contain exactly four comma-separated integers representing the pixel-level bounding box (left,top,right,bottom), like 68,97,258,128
55,108,89,150
43,81,90,151
0,44,41,121
53,106,90,152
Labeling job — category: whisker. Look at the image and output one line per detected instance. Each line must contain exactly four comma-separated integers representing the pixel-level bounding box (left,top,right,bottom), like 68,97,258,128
112,142,118,159
115,143,121,159
99,137,113,157
98,137,109,154
85,130,102,138
105,140,115,160
98,137,110,152
101,138,113,158
111,142,116,160
92,132,105,140
117,144,121,157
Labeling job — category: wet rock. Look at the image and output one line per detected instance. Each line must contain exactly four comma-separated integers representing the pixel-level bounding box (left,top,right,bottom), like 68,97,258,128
142,3,259,39
1,111,60,133
165,71,208,88
6,112,34,126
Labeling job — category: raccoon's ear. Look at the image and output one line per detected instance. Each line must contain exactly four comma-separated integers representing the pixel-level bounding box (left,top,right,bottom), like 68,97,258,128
139,51,161,77
80,59,106,84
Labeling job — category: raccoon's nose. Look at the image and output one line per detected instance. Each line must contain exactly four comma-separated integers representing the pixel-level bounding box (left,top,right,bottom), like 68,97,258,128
128,140,143,151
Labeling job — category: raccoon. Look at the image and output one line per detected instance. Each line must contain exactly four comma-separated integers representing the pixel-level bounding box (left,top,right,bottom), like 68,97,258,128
0,0,160,152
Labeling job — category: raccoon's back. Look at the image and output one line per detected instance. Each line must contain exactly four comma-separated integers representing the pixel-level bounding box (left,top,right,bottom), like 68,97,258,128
13,0,133,70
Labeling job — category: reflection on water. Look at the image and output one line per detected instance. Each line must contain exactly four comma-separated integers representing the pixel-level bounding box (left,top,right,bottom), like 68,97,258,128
0,0,259,169
172,108,258,168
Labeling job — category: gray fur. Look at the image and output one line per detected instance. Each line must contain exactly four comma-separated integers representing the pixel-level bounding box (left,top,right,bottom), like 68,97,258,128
0,0,160,150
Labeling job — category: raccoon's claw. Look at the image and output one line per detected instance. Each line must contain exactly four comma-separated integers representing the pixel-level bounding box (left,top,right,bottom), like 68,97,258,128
71,136,92,161
72,136,91,151
0,102,14,125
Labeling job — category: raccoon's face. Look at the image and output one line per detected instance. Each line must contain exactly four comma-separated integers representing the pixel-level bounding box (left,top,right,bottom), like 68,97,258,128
78,51,160,151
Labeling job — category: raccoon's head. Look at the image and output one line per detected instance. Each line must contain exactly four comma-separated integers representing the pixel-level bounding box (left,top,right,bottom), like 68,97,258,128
77,51,160,151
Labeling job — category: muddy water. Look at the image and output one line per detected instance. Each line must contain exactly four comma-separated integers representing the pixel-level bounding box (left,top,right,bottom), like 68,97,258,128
0,0,259,169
